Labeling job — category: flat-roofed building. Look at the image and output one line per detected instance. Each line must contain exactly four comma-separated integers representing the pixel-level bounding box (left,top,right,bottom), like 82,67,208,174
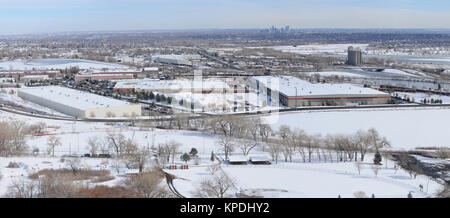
74,73,135,82
250,76,390,107
113,78,242,94
18,86,141,118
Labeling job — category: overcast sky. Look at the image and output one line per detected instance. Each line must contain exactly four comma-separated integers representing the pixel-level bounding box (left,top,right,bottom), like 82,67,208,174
1,0,450,34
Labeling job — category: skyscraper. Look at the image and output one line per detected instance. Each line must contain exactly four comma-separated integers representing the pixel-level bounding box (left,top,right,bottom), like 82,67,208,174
347,46,362,66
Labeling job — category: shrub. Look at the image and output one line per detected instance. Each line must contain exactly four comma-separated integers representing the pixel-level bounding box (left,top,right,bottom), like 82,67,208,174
373,151,382,165
122,170,169,198
74,186,139,198
7,162,20,168
29,168,111,181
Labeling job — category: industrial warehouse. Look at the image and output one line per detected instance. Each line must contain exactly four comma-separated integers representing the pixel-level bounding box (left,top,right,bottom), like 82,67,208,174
250,76,391,107
113,78,246,94
18,86,142,118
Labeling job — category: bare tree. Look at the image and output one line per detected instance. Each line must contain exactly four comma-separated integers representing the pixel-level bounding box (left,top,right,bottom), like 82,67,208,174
355,130,371,161
105,132,126,158
291,129,308,162
122,170,169,198
166,140,181,164
367,128,391,152
259,124,272,143
47,136,61,157
248,118,261,142
238,140,257,156
0,120,29,157
267,142,282,164
66,158,81,174
195,167,235,198
355,161,363,175
86,136,102,156
371,164,380,178
218,135,234,161
129,147,151,173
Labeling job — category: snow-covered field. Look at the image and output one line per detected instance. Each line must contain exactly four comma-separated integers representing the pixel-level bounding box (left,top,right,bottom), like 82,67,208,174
0,108,220,156
299,71,365,78
256,44,369,55
382,69,420,78
394,92,450,104
0,59,130,71
170,156,441,198
265,107,450,149
0,103,448,198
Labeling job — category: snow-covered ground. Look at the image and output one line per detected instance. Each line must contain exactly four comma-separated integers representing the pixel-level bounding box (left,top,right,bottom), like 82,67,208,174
0,90,68,116
255,44,369,55
1,102,448,198
0,59,130,71
0,156,167,197
299,71,365,78
265,107,450,149
382,69,420,78
170,156,441,198
0,108,220,156
394,92,450,104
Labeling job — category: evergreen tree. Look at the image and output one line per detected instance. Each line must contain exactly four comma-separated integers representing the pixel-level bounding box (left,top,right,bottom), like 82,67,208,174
149,92,155,100
374,151,382,165
167,97,173,104
210,151,215,162
181,153,191,164
407,192,413,198
190,148,198,157
156,94,161,102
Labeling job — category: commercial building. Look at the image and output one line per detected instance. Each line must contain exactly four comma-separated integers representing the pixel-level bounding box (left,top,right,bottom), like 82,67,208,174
74,68,160,82
249,76,390,107
113,78,242,94
18,86,141,118
0,70,61,80
151,54,201,66
74,74,135,82
347,46,363,66
21,75,49,83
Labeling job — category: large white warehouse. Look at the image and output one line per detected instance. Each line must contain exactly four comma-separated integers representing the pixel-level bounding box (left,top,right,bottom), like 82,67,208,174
250,76,391,107
18,86,141,119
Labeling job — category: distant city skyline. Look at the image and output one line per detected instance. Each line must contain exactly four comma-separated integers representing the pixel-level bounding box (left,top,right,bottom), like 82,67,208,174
1,0,450,35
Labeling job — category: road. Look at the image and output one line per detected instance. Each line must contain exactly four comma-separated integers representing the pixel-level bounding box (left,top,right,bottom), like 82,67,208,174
2,102,450,123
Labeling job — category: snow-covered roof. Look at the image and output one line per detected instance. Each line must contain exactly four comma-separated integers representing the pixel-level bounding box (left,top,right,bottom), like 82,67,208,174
253,76,389,97
19,86,134,110
228,155,248,162
249,155,271,162
21,75,48,79
143,67,159,71
0,59,130,71
114,78,231,90
77,73,134,77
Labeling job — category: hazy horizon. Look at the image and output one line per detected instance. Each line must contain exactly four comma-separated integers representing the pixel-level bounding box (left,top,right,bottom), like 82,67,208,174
1,0,450,35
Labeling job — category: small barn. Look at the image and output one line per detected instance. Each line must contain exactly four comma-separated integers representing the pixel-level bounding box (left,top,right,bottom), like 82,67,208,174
249,155,272,165
228,155,248,165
